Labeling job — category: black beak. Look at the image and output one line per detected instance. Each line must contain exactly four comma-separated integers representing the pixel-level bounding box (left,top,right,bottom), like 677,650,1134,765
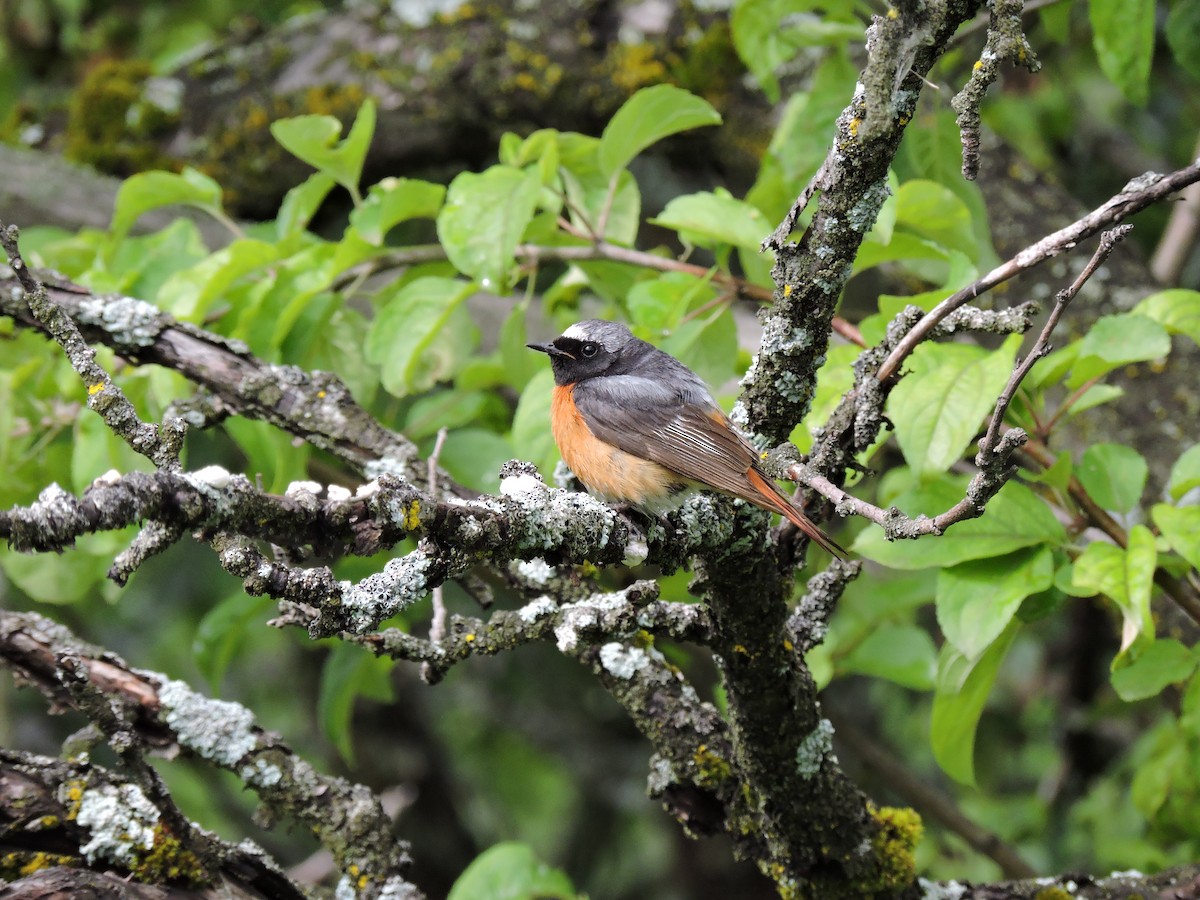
527,341,573,359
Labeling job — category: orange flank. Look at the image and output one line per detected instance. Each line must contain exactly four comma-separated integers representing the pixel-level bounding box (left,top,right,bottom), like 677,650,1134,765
551,384,683,505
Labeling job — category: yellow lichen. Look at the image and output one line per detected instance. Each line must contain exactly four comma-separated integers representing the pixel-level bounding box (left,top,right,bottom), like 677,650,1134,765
64,60,179,175
403,500,421,532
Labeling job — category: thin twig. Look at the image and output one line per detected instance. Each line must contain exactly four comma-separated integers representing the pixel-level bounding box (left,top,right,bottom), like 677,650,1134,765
978,226,1132,458
876,163,1200,382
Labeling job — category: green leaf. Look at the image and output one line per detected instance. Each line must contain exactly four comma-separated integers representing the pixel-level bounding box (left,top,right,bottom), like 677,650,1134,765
931,622,1019,786
437,166,541,288
1072,526,1157,653
1111,638,1199,702
438,429,517,494
731,0,861,101
366,277,476,397
1063,383,1124,418
598,85,721,177
110,168,225,241
1076,443,1148,513
447,843,576,900
887,337,1018,475
1133,288,1200,345
1167,0,1200,79
558,133,642,243
893,179,978,260
350,177,446,245
159,238,279,320
1089,0,1154,104
658,307,738,389
1021,450,1073,492
276,172,337,239
318,643,395,764
853,479,1066,569
1167,445,1200,501
626,272,716,333
650,190,773,250
1070,313,1171,387
270,98,376,198
511,368,560,481
937,546,1054,661
194,592,276,691
1152,503,1200,570
840,624,936,690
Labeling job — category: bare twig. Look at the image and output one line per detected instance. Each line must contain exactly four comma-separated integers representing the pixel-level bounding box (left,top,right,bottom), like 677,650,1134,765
1149,134,1200,283
978,226,1132,458
876,163,1200,383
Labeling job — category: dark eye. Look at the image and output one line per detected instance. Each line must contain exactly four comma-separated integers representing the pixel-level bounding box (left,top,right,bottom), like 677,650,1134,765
580,342,599,358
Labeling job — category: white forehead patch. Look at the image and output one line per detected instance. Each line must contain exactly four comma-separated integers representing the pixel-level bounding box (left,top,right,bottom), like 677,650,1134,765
561,323,589,340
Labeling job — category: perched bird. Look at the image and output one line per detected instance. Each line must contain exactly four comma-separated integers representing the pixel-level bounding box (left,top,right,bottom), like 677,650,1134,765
527,319,845,558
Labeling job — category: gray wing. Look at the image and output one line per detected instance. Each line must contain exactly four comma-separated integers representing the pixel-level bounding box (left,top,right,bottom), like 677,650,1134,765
572,373,761,496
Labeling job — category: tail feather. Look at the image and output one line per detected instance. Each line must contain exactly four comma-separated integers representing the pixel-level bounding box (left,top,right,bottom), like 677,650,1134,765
744,468,848,559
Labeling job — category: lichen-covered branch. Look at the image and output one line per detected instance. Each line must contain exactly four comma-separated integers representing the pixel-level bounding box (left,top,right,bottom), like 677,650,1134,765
2,222,184,472
0,262,454,493
0,611,423,899
950,0,1040,180
876,162,1200,383
0,748,305,898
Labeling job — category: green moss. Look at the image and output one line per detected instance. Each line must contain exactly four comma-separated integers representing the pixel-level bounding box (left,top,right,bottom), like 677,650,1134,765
64,60,179,175
130,826,208,886
1033,888,1074,900
692,743,734,788
0,850,78,879
864,805,922,893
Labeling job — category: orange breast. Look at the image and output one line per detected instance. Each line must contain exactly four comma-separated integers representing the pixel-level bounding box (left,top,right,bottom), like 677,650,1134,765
551,384,685,505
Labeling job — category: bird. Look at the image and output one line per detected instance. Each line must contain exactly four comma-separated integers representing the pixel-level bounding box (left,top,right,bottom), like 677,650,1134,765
527,319,846,558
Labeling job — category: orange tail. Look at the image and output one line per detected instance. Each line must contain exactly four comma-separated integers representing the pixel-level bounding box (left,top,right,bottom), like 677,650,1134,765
744,468,848,559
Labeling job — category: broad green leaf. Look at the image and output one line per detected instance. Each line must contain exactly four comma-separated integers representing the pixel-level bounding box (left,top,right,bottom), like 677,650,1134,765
366,277,476,397
731,0,861,101
1167,445,1200,501
626,272,716,333
893,179,978,260
1167,0,1200,79
840,624,936,690
270,98,376,197
276,172,337,239
318,642,394,764
1063,383,1124,418
1152,504,1200,570
931,622,1018,786
405,391,489,441
194,592,276,691
558,133,642,243
1021,450,1072,492
350,177,446,245
1072,526,1157,653
937,546,1053,661
447,843,576,900
1133,288,1200,345
887,337,1018,475
437,166,541,288
1069,313,1171,387
511,368,560,480
498,301,543,393
1077,443,1148,513
659,306,738,390
110,168,225,241
1111,638,1199,702
1089,0,1155,104
853,479,1066,569
438,429,517,494
158,238,279,320
650,190,773,251
598,85,721,177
